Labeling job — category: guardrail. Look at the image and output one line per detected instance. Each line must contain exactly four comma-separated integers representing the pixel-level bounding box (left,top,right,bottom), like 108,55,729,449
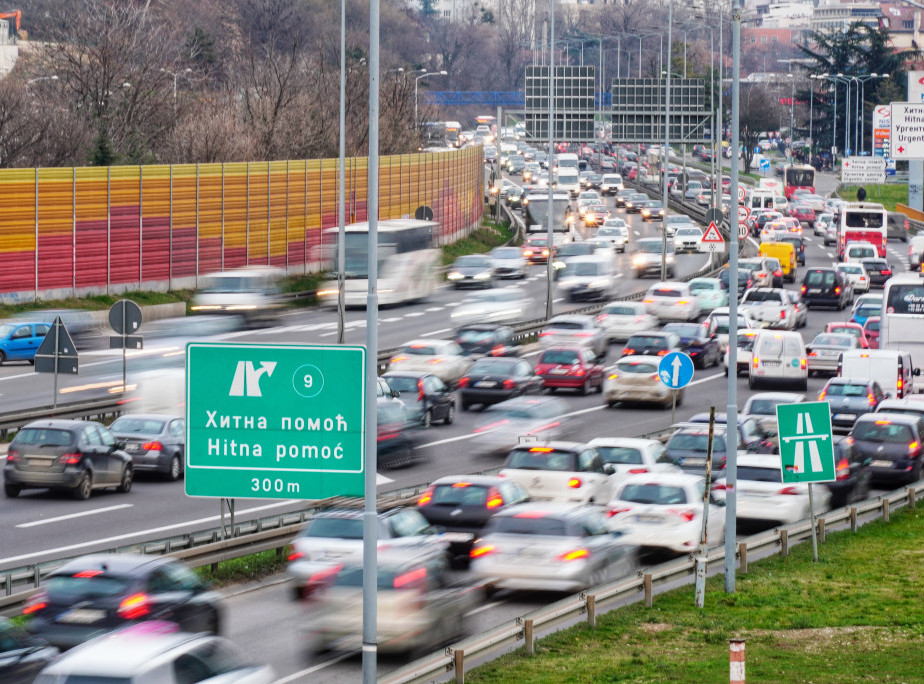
0,397,126,440
380,480,924,684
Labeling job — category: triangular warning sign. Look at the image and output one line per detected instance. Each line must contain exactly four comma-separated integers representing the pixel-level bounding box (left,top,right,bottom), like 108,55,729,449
702,221,724,243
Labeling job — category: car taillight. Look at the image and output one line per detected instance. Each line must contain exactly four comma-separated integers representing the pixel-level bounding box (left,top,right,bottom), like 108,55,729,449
568,477,582,489
627,468,649,474
778,486,800,496
835,287,841,295
801,285,806,294
558,549,590,562
286,545,305,562
910,442,920,456
882,269,892,276
836,458,851,480
780,310,786,319
819,389,827,400
394,567,427,589
657,350,668,356
57,453,82,465
417,380,425,403
6,449,20,462
868,393,875,404
486,487,504,508
800,358,806,369
457,377,469,388
774,270,782,277
142,441,163,451
622,348,634,355
607,506,632,517
470,545,496,559
752,357,760,368
667,508,696,522
118,593,150,620
502,379,516,389
711,483,728,491
23,592,47,615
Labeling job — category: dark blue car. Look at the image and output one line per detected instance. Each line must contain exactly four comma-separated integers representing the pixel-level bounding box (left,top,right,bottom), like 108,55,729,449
661,322,721,369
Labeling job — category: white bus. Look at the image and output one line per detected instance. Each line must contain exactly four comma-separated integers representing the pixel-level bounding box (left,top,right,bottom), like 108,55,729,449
317,219,442,307
880,273,924,387
838,202,887,260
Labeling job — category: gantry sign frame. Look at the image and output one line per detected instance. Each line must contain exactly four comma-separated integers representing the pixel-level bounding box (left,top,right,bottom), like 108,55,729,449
610,78,712,144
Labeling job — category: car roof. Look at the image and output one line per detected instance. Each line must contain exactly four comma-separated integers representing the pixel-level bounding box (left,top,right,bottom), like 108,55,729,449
825,377,873,385
855,412,921,425
457,323,511,332
113,413,178,421
383,370,436,379
614,355,665,363
628,331,672,339
733,454,782,469
431,475,509,488
548,314,594,324
491,501,590,519
587,437,661,448
747,392,805,402
617,472,704,488
508,440,589,453
53,553,166,577
22,419,91,431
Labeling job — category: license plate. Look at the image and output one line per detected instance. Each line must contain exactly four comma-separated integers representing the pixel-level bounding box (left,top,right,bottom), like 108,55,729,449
442,532,474,542
126,443,143,452
683,458,707,466
808,289,821,294
475,381,497,388
871,459,893,468
834,413,856,420
58,608,106,624
550,369,568,375
635,515,662,523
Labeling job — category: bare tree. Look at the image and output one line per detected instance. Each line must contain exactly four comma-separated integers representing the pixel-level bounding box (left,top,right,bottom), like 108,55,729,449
740,85,780,173
493,0,537,90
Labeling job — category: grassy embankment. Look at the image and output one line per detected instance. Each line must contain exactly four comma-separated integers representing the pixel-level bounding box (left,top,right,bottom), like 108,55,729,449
839,184,908,212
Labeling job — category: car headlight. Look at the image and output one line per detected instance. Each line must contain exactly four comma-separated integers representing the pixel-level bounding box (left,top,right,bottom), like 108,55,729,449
447,272,463,280
474,272,490,280
633,255,645,266
589,279,608,288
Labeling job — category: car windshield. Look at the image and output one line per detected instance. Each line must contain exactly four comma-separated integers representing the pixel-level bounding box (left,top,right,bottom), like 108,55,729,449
824,383,869,397
664,323,702,338
506,448,577,471
616,360,658,373
471,359,518,374
617,484,688,505
852,421,915,444
455,256,491,268
13,428,73,447
596,446,643,464
431,484,489,506
487,515,568,536
46,573,133,601
110,417,166,434
689,281,715,293
669,433,727,452
385,376,419,393
650,289,682,298
302,516,363,540
677,228,701,236
628,336,667,349
736,466,782,483
604,305,639,316
492,248,520,260
747,399,784,416
638,240,667,253
565,263,603,277
547,321,585,331
457,328,499,343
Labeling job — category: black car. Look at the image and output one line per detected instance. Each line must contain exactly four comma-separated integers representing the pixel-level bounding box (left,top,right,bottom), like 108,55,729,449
624,193,648,214
454,323,519,357
718,267,754,298
417,475,532,567
376,397,418,468
108,413,186,481
800,268,851,310
819,377,887,431
778,234,806,265
849,413,924,484
826,436,872,509
458,356,542,410
661,323,721,369
0,617,58,684
24,554,224,649
859,258,893,288
447,254,495,289
686,412,777,454
383,371,455,428
613,188,634,208
622,331,682,358
663,424,735,479
4,420,134,500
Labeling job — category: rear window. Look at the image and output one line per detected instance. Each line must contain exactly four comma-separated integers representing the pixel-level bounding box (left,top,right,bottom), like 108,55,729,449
302,517,362,540
540,350,579,365
471,359,518,374
110,417,166,434
651,289,683,298
748,399,782,416
506,448,577,471
431,484,489,506
13,428,73,447
886,283,924,315
617,483,688,505
547,321,583,331
824,383,869,397
813,334,852,347
457,329,499,343
486,515,568,536
755,337,783,356
744,291,783,303
852,421,915,443
669,432,727,452
615,361,658,374
806,271,835,286
385,376,419,393
46,574,133,601
627,336,667,349
595,446,643,465
403,345,436,356
604,305,638,316
737,466,782,482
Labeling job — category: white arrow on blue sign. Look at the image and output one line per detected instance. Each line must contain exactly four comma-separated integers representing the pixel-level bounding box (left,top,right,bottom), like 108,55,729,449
658,351,695,390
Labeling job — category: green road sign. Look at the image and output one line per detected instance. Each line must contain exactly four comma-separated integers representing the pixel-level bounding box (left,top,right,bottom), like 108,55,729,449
775,401,836,483
185,342,366,499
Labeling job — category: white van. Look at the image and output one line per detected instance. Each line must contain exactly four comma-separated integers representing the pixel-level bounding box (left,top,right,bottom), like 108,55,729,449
191,266,286,326
748,330,808,390
557,254,617,302
838,349,917,398
555,168,582,197
843,241,878,264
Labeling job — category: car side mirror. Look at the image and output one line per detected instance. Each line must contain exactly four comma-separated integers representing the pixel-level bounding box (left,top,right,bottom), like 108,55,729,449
602,463,616,475
914,368,922,377
391,389,400,398
115,441,126,451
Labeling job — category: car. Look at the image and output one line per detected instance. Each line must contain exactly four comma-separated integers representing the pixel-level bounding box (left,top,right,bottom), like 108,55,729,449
622,331,682,358
375,397,417,469
662,321,721,369
640,200,665,222
539,314,607,358
800,268,852,310
785,289,809,329
859,257,893,289
826,435,873,509
458,355,542,410
594,223,629,252
449,288,529,325
108,414,186,481
286,508,446,599
823,221,839,246
686,412,778,454
447,254,495,289
535,346,605,395
416,475,532,567
663,214,694,237
844,241,878,264
606,473,726,554
624,193,648,213
595,301,658,342
835,262,870,294
875,398,924,423
0,321,51,365
718,268,755,299
23,554,224,649
387,339,472,387
469,502,638,594
499,442,615,505
848,413,924,484
824,322,870,349
453,323,519,358
522,236,552,263
742,392,807,435
789,203,815,227
712,454,831,526
673,226,704,253
643,282,699,322
632,237,676,279
4,420,134,500
472,396,573,455
851,292,882,314
557,254,617,302
724,328,759,376
583,203,611,226
695,189,714,206
688,277,728,314
613,187,634,207
0,617,58,684
806,332,860,375
818,377,888,431
586,437,678,480
683,182,704,202
553,241,598,278
851,301,881,327
737,257,774,288
35,625,275,684
600,173,624,195
740,287,797,331
382,371,455,428
763,257,786,288
863,316,881,349
814,211,835,236
489,246,528,279
706,307,758,352
603,355,678,409
308,550,474,656
663,424,740,479
777,233,806,266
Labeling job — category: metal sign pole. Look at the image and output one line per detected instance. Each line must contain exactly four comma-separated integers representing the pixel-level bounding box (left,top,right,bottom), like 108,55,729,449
694,406,716,607
52,319,59,410
808,483,819,562
122,302,127,392
671,389,677,426
337,0,346,345
545,0,555,321
660,0,672,281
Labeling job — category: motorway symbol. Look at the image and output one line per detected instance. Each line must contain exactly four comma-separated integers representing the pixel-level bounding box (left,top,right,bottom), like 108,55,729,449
776,402,836,483
34,316,78,375
658,351,694,390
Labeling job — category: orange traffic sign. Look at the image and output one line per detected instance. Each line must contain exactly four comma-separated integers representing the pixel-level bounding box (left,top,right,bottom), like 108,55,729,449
701,221,724,243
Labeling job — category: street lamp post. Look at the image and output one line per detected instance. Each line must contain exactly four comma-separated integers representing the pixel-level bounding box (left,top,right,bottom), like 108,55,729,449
160,67,191,116
853,73,882,155
414,70,447,127
787,73,794,159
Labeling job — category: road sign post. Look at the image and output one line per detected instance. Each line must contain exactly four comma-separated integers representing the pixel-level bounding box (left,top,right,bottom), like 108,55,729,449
109,299,143,394
776,401,836,562
34,316,79,409
185,342,366,499
659,351,694,425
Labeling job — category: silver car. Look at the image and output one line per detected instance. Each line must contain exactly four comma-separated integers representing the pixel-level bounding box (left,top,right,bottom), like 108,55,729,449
806,333,859,375
473,396,573,455
540,314,607,358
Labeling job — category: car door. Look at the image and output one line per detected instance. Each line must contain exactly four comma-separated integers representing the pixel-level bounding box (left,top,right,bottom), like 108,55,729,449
146,562,212,631
97,424,125,484
578,449,612,502
7,325,36,361
168,419,186,457
424,375,451,421
77,425,111,484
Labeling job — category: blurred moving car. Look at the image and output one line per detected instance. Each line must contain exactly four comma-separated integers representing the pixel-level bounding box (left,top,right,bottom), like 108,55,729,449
632,237,676,279
643,282,699,322
539,314,607,359
382,371,455,428
490,246,528,279
818,377,887,431
416,475,532,567
603,355,677,409
522,236,552,263
741,392,806,435
594,223,629,252
4,420,134,500
470,502,637,594
191,266,285,327
473,396,572,454
826,436,873,509
535,347,605,395
286,508,446,599
458,356,542,410
587,437,678,481
622,331,682,358
453,323,519,358
723,329,759,376
673,226,703,253
387,340,472,387
447,254,496,289
35,624,275,684
606,473,726,554
24,554,224,649
595,301,658,342
11,309,96,349
0,321,51,366
557,255,617,302
499,442,614,505
664,424,739,479
688,277,728,314
835,262,870,294
662,322,721,369
109,414,186,481
848,413,924,485
0,617,58,684
450,288,529,325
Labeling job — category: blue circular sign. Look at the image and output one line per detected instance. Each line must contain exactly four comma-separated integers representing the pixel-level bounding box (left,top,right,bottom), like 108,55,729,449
658,352,695,390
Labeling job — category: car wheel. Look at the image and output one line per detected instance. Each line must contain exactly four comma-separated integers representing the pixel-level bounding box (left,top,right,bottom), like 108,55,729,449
461,401,470,411
580,380,590,396
421,409,432,429
73,472,92,500
167,454,182,481
0,350,5,365
606,401,616,408
4,483,21,498
748,375,757,390
117,466,133,493
444,403,455,425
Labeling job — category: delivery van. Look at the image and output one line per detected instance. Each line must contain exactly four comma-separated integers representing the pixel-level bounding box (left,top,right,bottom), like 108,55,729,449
758,242,797,283
838,349,918,398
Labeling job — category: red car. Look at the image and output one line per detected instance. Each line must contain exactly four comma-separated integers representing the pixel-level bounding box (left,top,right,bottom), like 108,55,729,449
522,237,552,264
789,204,815,227
627,166,639,181
825,322,869,349
863,316,880,349
534,346,605,395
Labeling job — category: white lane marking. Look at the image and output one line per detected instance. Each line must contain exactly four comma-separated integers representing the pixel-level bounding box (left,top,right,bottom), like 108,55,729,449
405,312,424,317
380,317,402,323
634,230,641,236
465,600,504,617
420,328,452,337
0,500,305,566
825,252,833,258
445,301,461,307
275,651,358,682
16,504,134,529
319,332,336,337
425,307,444,312
553,298,563,303
376,473,394,485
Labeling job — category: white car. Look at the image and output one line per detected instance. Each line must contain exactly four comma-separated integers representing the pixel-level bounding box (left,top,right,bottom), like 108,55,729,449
472,396,573,455
588,437,680,482
450,288,529,325
643,282,700,322
713,454,831,525
723,328,759,376
594,301,658,342
595,223,629,252
490,246,528,279
742,391,807,435
673,226,704,253
387,339,473,386
688,277,728,315
739,287,798,330
602,355,676,409
738,257,774,287
539,314,607,358
835,262,870,294
663,214,694,237
706,307,758,352
499,441,615,505
606,473,726,554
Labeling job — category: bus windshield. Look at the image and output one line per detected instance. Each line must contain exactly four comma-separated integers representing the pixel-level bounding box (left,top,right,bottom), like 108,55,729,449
786,168,814,186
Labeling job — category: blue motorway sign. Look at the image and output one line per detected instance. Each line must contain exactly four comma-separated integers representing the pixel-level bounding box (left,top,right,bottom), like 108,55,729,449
658,352,695,390
760,159,771,171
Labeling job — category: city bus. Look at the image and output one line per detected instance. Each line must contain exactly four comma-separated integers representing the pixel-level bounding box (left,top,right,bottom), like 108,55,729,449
317,219,442,307
783,164,815,200
880,272,924,385
524,190,576,247
838,202,888,259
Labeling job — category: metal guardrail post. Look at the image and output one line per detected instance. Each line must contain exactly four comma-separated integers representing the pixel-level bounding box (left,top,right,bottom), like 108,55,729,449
780,529,789,556
586,595,596,627
524,619,534,655
909,487,917,508
454,649,464,683
644,574,653,607
817,518,826,544
850,508,858,532
738,543,748,574
881,499,890,522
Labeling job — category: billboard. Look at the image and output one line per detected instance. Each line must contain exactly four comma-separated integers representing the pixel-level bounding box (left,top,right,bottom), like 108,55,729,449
872,105,891,158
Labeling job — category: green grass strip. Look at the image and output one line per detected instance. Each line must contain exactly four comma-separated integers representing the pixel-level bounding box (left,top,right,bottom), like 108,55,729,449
839,185,908,212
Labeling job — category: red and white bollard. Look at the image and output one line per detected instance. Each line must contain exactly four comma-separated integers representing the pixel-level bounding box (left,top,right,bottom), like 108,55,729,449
729,639,746,683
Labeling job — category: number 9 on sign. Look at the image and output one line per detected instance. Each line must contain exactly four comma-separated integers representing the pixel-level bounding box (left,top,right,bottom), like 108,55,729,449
293,364,324,398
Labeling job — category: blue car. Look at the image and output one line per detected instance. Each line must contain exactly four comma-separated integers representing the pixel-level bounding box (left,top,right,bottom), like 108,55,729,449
0,321,51,365
851,303,880,327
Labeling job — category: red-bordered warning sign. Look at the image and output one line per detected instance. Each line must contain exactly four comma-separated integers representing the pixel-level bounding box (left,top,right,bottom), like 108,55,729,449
702,221,724,243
